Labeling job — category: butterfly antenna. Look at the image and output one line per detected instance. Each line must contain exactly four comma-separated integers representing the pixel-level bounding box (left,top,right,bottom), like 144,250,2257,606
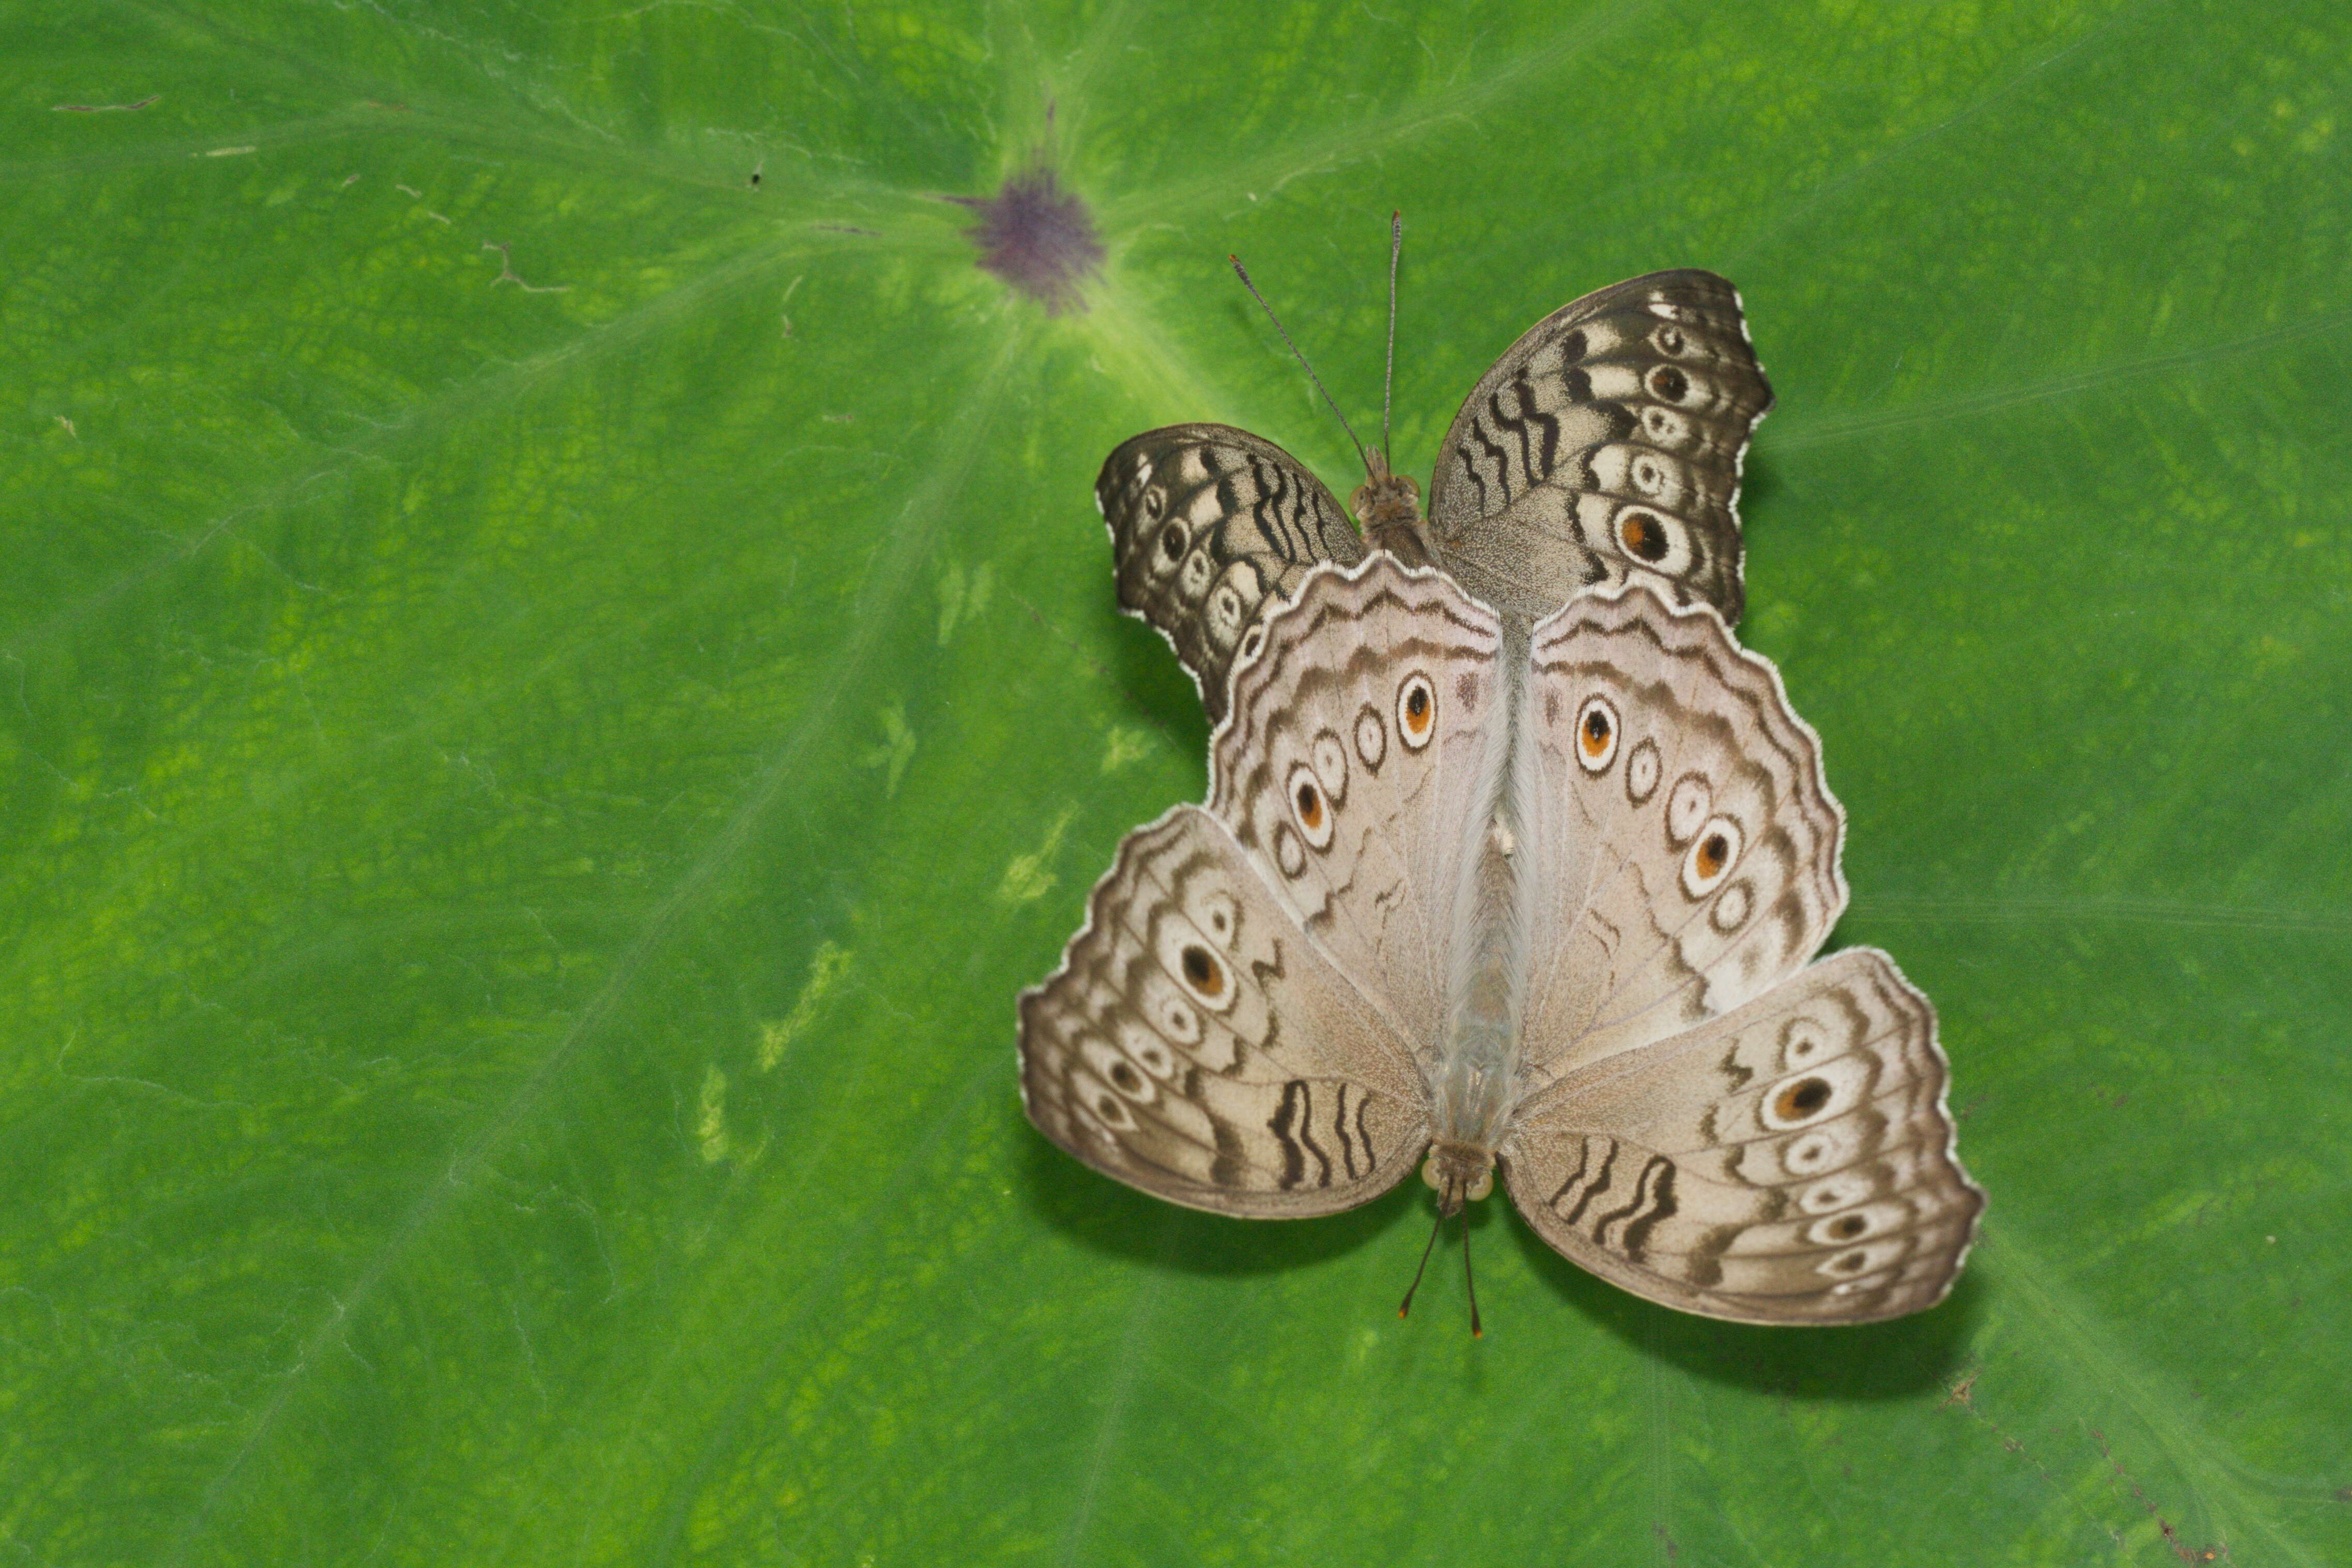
1461,1209,1483,1339
1398,1206,1446,1320
1230,253,1371,474
1382,210,1401,468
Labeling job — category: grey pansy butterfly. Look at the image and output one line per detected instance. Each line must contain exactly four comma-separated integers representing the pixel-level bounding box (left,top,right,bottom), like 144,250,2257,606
1097,267,1770,722
1019,556,1981,1325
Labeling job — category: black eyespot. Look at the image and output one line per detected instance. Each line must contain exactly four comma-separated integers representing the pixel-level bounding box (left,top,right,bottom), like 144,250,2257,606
1407,688,1429,720
1180,944,1223,997
1776,1077,1834,1119
1649,365,1689,402
1583,708,1610,744
1158,522,1186,560
1698,833,1729,877
1832,1214,1867,1240
1832,1250,1868,1274
1109,1061,1142,1093
1295,781,1321,823
1619,511,1669,562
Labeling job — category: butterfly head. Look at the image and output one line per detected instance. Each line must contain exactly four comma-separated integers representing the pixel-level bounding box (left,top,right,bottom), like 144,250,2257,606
1421,1140,1496,1217
1350,462,1434,567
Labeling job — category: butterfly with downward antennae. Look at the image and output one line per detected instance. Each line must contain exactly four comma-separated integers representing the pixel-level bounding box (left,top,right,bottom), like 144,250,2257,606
1021,223,1982,1330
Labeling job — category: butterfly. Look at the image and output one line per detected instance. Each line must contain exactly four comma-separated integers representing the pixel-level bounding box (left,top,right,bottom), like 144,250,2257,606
1096,264,1773,722
1019,556,1982,1324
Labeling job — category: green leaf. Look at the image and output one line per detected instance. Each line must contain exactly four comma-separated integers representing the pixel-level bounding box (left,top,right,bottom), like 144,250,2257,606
6,1,2348,1562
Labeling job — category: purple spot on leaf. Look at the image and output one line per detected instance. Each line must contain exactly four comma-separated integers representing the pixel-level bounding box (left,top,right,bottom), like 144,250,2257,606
949,169,1103,315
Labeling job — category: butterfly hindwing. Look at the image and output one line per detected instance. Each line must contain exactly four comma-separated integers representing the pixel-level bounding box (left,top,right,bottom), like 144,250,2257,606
1499,948,1983,1325
1018,805,1427,1217
1097,424,1367,722
1425,270,1771,625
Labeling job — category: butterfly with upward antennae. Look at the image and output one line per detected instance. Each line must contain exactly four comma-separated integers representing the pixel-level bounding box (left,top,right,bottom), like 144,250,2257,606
1022,220,1983,1333
1094,214,1775,721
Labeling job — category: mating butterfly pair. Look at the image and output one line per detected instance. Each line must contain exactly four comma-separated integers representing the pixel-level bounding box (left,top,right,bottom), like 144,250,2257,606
1019,266,1981,1325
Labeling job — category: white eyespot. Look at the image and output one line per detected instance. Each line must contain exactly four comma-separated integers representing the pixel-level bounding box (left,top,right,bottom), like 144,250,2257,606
1640,405,1693,447
1180,549,1213,595
1311,732,1349,806
1630,454,1667,495
1074,1068,1138,1132
1081,1038,1156,1105
1781,1018,1832,1070
1354,705,1386,771
1625,738,1661,803
1140,972,1203,1045
1209,582,1245,639
1666,774,1712,844
1815,1238,1907,1281
1273,822,1306,878
1115,1020,1177,1081
1806,1205,1890,1249
1681,815,1743,898
1708,878,1752,932
1798,1173,1872,1215
1287,762,1333,850
1651,323,1687,356
1183,885,1240,952
1397,673,1437,749
1572,694,1620,773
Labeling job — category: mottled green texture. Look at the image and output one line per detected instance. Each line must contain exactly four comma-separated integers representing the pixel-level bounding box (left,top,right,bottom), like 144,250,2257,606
3,1,2347,1562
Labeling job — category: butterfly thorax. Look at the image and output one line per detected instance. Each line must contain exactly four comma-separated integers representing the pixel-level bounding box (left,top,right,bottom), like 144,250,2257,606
1349,452,1436,567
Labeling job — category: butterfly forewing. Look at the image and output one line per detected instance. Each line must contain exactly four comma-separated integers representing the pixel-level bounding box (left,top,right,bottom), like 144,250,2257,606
1515,585,1847,1079
1097,424,1366,722
1017,805,1427,1217
1209,562,1504,1064
1425,270,1771,625
1500,948,1983,1325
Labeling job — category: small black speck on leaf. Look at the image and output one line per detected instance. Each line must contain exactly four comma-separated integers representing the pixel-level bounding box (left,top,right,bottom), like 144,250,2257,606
949,168,1104,315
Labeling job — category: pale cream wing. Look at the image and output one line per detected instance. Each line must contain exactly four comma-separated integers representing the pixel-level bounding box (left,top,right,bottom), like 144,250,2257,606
1501,947,1983,1324
1019,805,1427,1216
1425,270,1770,624
1209,556,1505,1062
1516,584,1845,1078
1097,424,1367,722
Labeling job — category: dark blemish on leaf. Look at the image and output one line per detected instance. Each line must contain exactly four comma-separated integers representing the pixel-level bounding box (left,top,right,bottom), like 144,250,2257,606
946,168,1104,315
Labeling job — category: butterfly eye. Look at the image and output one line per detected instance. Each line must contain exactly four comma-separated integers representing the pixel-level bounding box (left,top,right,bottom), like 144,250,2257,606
1397,673,1436,749
1573,695,1620,773
1287,763,1333,849
1680,815,1743,898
